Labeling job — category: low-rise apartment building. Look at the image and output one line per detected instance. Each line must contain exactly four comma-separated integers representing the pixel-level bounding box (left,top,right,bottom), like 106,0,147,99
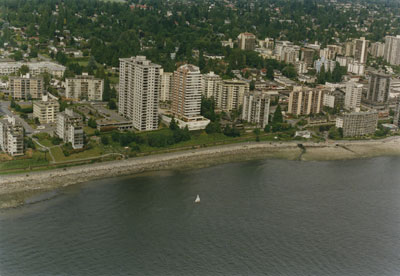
33,95,60,124
336,111,378,137
65,74,104,101
56,108,84,149
0,116,24,156
0,61,66,77
9,74,44,100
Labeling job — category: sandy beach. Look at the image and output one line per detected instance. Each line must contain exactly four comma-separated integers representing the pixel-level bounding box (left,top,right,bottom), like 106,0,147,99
1,137,400,208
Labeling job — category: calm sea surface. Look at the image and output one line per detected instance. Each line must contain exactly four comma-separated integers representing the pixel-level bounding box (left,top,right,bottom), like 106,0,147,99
1,157,400,276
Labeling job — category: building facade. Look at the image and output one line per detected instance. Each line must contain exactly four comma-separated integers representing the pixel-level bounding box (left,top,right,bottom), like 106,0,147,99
33,95,60,124
9,75,44,100
237,32,256,51
354,37,369,64
0,61,65,77
160,69,173,102
336,111,378,137
344,81,363,111
314,57,336,73
215,79,249,112
301,48,315,67
288,86,324,115
241,91,271,128
365,71,391,106
171,64,203,120
202,71,221,98
384,35,400,66
56,108,84,149
118,56,161,131
65,75,104,101
394,97,400,127
370,42,385,58
0,116,24,156
347,61,365,75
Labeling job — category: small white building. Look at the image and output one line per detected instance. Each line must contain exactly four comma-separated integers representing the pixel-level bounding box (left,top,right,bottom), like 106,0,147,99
295,130,312,139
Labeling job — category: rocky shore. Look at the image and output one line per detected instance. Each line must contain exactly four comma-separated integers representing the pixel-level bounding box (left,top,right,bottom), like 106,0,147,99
1,138,400,208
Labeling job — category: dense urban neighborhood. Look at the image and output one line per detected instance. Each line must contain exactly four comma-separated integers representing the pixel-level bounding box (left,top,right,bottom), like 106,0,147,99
1,0,400,173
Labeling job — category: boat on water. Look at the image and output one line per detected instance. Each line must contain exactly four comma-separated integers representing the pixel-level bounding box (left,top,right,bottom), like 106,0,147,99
195,194,200,203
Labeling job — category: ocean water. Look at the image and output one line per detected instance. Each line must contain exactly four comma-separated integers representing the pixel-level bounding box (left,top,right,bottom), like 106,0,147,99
1,157,400,275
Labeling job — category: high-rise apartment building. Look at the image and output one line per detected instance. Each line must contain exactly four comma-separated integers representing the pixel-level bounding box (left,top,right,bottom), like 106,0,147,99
118,56,161,131
56,108,84,149
384,35,400,65
288,86,324,115
394,97,400,128
258,38,274,50
366,71,391,106
202,71,221,98
280,46,300,64
336,111,378,137
241,91,271,128
301,48,315,67
370,42,385,58
344,81,363,111
237,33,256,51
171,64,203,120
65,74,104,101
215,79,249,112
160,69,173,102
0,116,24,156
33,95,60,124
9,74,44,100
345,41,354,57
354,37,369,64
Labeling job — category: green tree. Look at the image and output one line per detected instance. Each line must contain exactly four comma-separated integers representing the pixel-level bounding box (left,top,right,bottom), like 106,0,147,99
101,136,109,145
88,118,97,128
18,65,30,75
272,105,283,124
169,117,179,131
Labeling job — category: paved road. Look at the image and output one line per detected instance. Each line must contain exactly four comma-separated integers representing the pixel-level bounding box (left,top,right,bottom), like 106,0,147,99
0,101,35,135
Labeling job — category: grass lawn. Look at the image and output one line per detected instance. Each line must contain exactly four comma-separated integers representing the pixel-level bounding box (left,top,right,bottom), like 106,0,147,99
0,151,49,170
84,126,97,136
51,144,104,162
33,133,54,147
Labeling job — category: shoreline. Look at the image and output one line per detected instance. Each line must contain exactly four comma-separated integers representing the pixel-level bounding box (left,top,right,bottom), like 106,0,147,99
1,137,400,208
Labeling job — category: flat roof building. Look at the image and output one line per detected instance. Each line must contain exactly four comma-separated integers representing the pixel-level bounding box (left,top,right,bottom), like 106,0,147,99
336,111,378,137
215,79,249,112
171,64,203,120
9,74,44,100
238,32,256,51
56,108,84,149
118,56,161,131
66,74,104,101
0,61,66,77
33,95,60,124
0,116,24,156
288,86,324,115
365,71,391,107
241,91,271,129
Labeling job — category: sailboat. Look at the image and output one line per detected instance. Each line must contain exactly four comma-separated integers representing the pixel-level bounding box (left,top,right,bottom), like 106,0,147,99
195,194,200,203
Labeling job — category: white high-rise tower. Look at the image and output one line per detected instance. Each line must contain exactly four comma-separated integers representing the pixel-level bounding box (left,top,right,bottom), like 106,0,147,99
118,56,161,131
